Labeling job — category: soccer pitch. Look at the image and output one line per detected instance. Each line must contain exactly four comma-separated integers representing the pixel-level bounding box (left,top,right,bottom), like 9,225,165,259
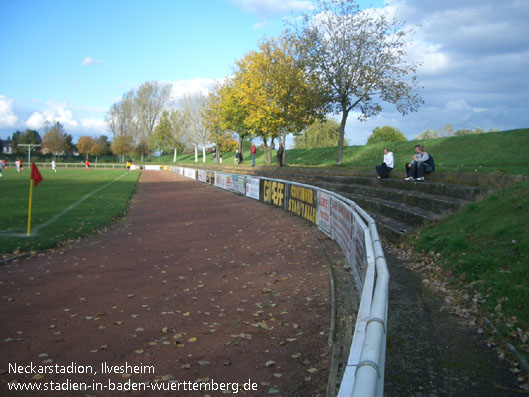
0,167,140,255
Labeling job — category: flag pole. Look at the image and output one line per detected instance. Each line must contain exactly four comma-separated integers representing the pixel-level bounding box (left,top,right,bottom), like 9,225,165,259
27,178,35,236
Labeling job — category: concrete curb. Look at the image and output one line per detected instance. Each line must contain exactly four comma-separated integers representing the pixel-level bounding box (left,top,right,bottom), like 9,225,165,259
0,252,30,266
185,163,529,188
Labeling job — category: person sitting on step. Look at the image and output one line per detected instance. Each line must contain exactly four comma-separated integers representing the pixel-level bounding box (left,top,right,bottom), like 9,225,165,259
376,148,394,179
405,145,435,181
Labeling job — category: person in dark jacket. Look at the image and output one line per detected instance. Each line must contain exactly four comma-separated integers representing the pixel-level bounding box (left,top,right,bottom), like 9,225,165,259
405,145,435,181
277,142,284,167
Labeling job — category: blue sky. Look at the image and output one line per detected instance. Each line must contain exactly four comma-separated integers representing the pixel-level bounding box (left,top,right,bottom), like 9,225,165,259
1,0,528,145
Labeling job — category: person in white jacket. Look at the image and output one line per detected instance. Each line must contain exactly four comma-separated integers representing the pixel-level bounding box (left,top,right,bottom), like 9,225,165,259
376,148,394,178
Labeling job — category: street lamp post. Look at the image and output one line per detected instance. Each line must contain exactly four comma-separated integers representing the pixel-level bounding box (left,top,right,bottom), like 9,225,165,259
17,143,41,166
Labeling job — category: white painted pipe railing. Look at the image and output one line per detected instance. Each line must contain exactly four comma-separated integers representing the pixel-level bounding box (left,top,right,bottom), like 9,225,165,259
5,162,127,169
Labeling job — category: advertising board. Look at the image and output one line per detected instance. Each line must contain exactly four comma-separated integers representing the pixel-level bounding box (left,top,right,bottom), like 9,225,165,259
245,177,260,200
330,197,353,264
260,179,285,209
285,184,317,224
215,172,229,190
206,171,215,185
230,174,246,195
317,191,331,234
183,168,196,179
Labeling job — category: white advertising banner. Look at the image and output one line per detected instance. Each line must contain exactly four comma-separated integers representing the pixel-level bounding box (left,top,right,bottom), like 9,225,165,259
230,174,246,195
183,168,196,179
330,197,353,265
197,170,206,182
317,191,331,235
215,172,229,190
245,177,260,200
145,165,162,170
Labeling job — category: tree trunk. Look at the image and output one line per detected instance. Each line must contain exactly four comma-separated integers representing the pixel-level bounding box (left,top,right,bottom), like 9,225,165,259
270,137,276,165
194,144,198,163
173,147,177,162
282,131,287,166
238,135,245,164
216,143,222,165
263,137,270,165
239,136,245,156
202,144,206,163
336,109,349,165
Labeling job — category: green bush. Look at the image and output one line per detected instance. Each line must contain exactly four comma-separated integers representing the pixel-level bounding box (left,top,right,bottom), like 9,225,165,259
367,126,407,144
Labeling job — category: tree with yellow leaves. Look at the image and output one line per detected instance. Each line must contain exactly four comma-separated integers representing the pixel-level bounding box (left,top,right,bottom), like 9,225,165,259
77,136,95,160
232,36,327,165
204,84,248,163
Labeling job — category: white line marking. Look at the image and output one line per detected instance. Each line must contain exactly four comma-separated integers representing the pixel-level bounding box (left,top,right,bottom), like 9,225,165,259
0,171,130,237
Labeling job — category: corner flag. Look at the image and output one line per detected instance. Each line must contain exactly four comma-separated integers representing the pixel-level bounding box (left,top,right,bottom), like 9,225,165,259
31,163,43,187
27,163,44,236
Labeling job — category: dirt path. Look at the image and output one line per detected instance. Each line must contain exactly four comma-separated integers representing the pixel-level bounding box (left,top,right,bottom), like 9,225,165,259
0,171,332,396
383,246,523,396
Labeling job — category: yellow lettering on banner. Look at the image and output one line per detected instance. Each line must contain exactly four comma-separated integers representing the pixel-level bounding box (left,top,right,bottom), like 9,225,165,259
271,182,284,206
263,180,271,203
287,199,317,224
290,185,314,205
289,199,300,215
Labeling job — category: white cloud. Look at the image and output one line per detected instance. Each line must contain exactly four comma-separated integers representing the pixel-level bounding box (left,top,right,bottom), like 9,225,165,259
230,0,313,16
335,0,529,143
407,41,450,75
0,95,17,128
167,78,222,101
82,56,104,67
26,100,79,129
252,20,269,29
81,118,107,130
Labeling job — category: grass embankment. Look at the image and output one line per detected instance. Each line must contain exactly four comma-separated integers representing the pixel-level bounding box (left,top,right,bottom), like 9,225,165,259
160,128,529,176
415,181,529,359
0,168,140,254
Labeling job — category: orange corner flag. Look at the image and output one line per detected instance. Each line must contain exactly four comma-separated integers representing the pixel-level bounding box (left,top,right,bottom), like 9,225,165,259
31,163,43,187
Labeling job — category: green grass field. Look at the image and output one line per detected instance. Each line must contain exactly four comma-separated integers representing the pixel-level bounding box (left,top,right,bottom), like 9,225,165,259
415,181,529,357
0,168,140,255
157,128,529,176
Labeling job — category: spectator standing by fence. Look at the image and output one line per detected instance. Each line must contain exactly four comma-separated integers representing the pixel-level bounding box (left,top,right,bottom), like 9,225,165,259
250,144,257,166
277,142,284,167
